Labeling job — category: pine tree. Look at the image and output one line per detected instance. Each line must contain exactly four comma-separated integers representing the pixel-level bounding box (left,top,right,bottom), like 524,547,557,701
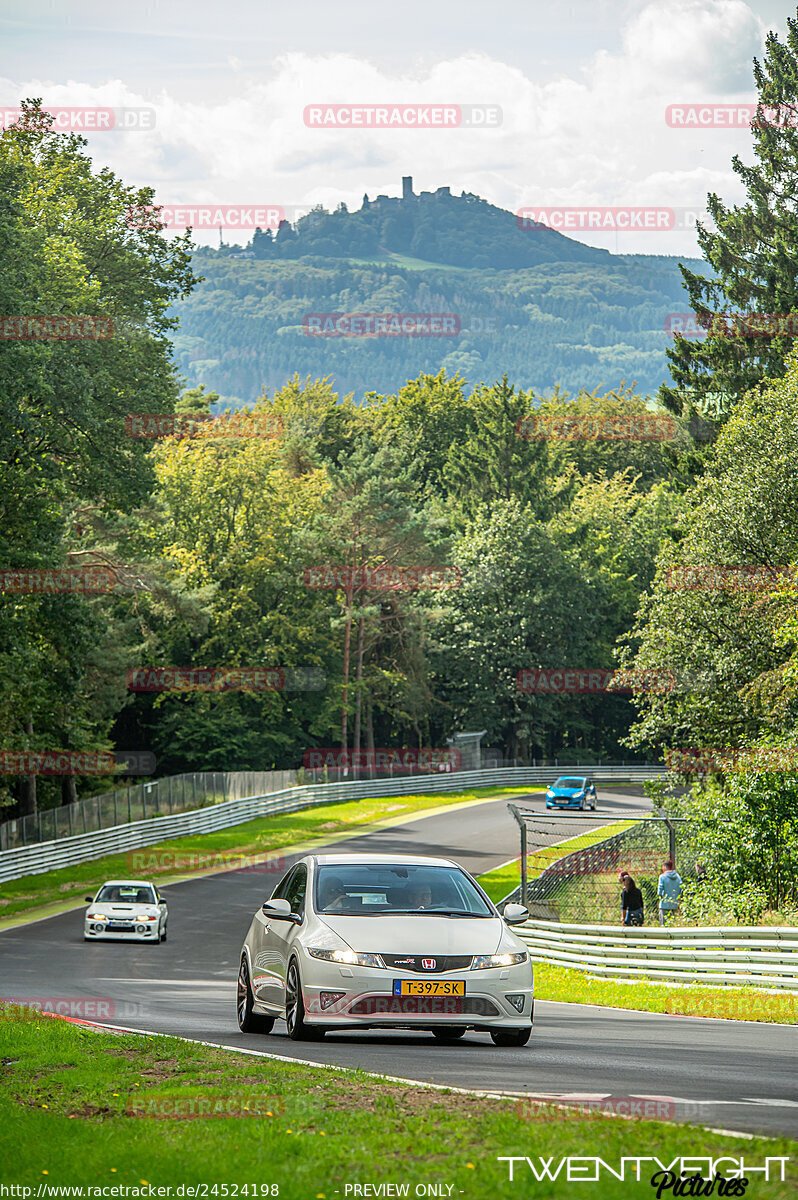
662,16,798,425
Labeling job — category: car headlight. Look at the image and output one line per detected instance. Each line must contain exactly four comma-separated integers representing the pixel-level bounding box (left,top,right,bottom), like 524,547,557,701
307,948,385,968
471,952,528,970
86,913,107,921
136,914,157,921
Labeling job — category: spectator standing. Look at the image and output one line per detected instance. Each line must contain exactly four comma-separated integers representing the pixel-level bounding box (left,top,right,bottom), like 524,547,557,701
657,859,683,925
619,872,644,926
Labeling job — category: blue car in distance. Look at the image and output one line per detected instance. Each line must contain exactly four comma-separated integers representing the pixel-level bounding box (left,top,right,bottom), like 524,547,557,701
545,776,597,811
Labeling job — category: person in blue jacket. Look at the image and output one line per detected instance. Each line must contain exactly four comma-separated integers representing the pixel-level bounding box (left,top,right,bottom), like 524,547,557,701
657,859,682,925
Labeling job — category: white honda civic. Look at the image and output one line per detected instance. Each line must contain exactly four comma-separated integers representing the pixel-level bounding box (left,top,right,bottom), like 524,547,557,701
84,879,168,942
237,853,534,1045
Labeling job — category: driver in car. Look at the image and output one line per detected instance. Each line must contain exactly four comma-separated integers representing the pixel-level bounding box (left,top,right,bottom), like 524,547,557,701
319,875,348,911
407,882,432,910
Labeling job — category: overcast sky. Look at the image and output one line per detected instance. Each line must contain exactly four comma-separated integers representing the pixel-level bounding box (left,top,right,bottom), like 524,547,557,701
1,0,790,253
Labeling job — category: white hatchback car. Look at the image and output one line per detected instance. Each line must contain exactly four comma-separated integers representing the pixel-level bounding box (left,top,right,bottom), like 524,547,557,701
84,879,167,942
237,853,533,1045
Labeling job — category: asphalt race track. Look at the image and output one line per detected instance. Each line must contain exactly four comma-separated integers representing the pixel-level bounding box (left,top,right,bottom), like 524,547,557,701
2,788,797,1139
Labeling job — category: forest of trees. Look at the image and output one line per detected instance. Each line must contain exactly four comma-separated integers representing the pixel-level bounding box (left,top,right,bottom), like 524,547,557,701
173,251,706,402
8,2,798,903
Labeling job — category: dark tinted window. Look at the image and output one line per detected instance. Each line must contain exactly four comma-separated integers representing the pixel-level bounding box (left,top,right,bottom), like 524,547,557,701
97,884,156,904
284,865,307,916
314,864,492,916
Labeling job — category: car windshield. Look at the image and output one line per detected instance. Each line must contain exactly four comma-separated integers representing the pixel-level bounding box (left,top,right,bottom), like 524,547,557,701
553,777,585,789
315,864,494,917
96,884,156,904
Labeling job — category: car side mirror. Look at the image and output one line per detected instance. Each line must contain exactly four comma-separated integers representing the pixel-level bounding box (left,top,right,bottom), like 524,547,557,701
503,903,529,925
158,898,167,906
262,898,301,923
84,896,93,903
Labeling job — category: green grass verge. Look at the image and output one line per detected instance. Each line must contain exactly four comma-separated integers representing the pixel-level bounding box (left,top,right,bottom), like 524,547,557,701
1,1009,795,1197
477,820,633,901
0,787,541,923
533,963,798,1024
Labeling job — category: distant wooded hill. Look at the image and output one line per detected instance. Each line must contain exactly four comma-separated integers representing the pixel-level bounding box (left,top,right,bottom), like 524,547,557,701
170,181,703,402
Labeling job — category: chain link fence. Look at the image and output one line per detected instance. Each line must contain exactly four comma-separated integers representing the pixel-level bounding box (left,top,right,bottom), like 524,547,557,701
505,808,698,924
0,770,299,851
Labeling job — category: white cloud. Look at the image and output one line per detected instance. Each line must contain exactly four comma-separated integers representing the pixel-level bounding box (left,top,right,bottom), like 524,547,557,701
0,0,771,254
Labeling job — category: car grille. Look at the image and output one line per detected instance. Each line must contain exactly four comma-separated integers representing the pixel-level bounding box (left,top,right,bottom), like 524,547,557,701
348,996,500,1016
107,924,134,931
380,954,473,973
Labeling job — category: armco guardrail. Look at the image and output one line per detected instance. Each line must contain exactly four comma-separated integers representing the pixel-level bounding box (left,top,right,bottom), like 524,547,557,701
0,765,662,884
516,920,798,990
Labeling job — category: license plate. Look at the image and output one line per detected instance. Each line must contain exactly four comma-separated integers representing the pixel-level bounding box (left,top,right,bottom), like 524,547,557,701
393,979,465,996
108,924,134,931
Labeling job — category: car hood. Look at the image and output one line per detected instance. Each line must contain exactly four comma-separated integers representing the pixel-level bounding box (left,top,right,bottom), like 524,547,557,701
87,903,161,916
318,914,503,954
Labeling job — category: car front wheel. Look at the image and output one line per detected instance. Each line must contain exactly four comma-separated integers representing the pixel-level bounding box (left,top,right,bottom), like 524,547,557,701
237,957,275,1034
491,1027,532,1047
285,959,325,1041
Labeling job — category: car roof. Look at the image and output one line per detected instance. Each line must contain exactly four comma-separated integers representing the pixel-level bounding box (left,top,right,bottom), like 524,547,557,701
312,853,459,868
96,879,157,888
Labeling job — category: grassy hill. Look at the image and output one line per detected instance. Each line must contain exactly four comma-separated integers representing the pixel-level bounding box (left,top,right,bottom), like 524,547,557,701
170,181,704,402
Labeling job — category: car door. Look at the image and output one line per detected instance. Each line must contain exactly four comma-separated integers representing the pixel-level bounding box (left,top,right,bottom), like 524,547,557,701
251,866,306,1011
263,864,308,1014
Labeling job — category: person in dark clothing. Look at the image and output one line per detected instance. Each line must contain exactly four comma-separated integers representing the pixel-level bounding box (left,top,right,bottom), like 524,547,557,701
619,871,644,926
